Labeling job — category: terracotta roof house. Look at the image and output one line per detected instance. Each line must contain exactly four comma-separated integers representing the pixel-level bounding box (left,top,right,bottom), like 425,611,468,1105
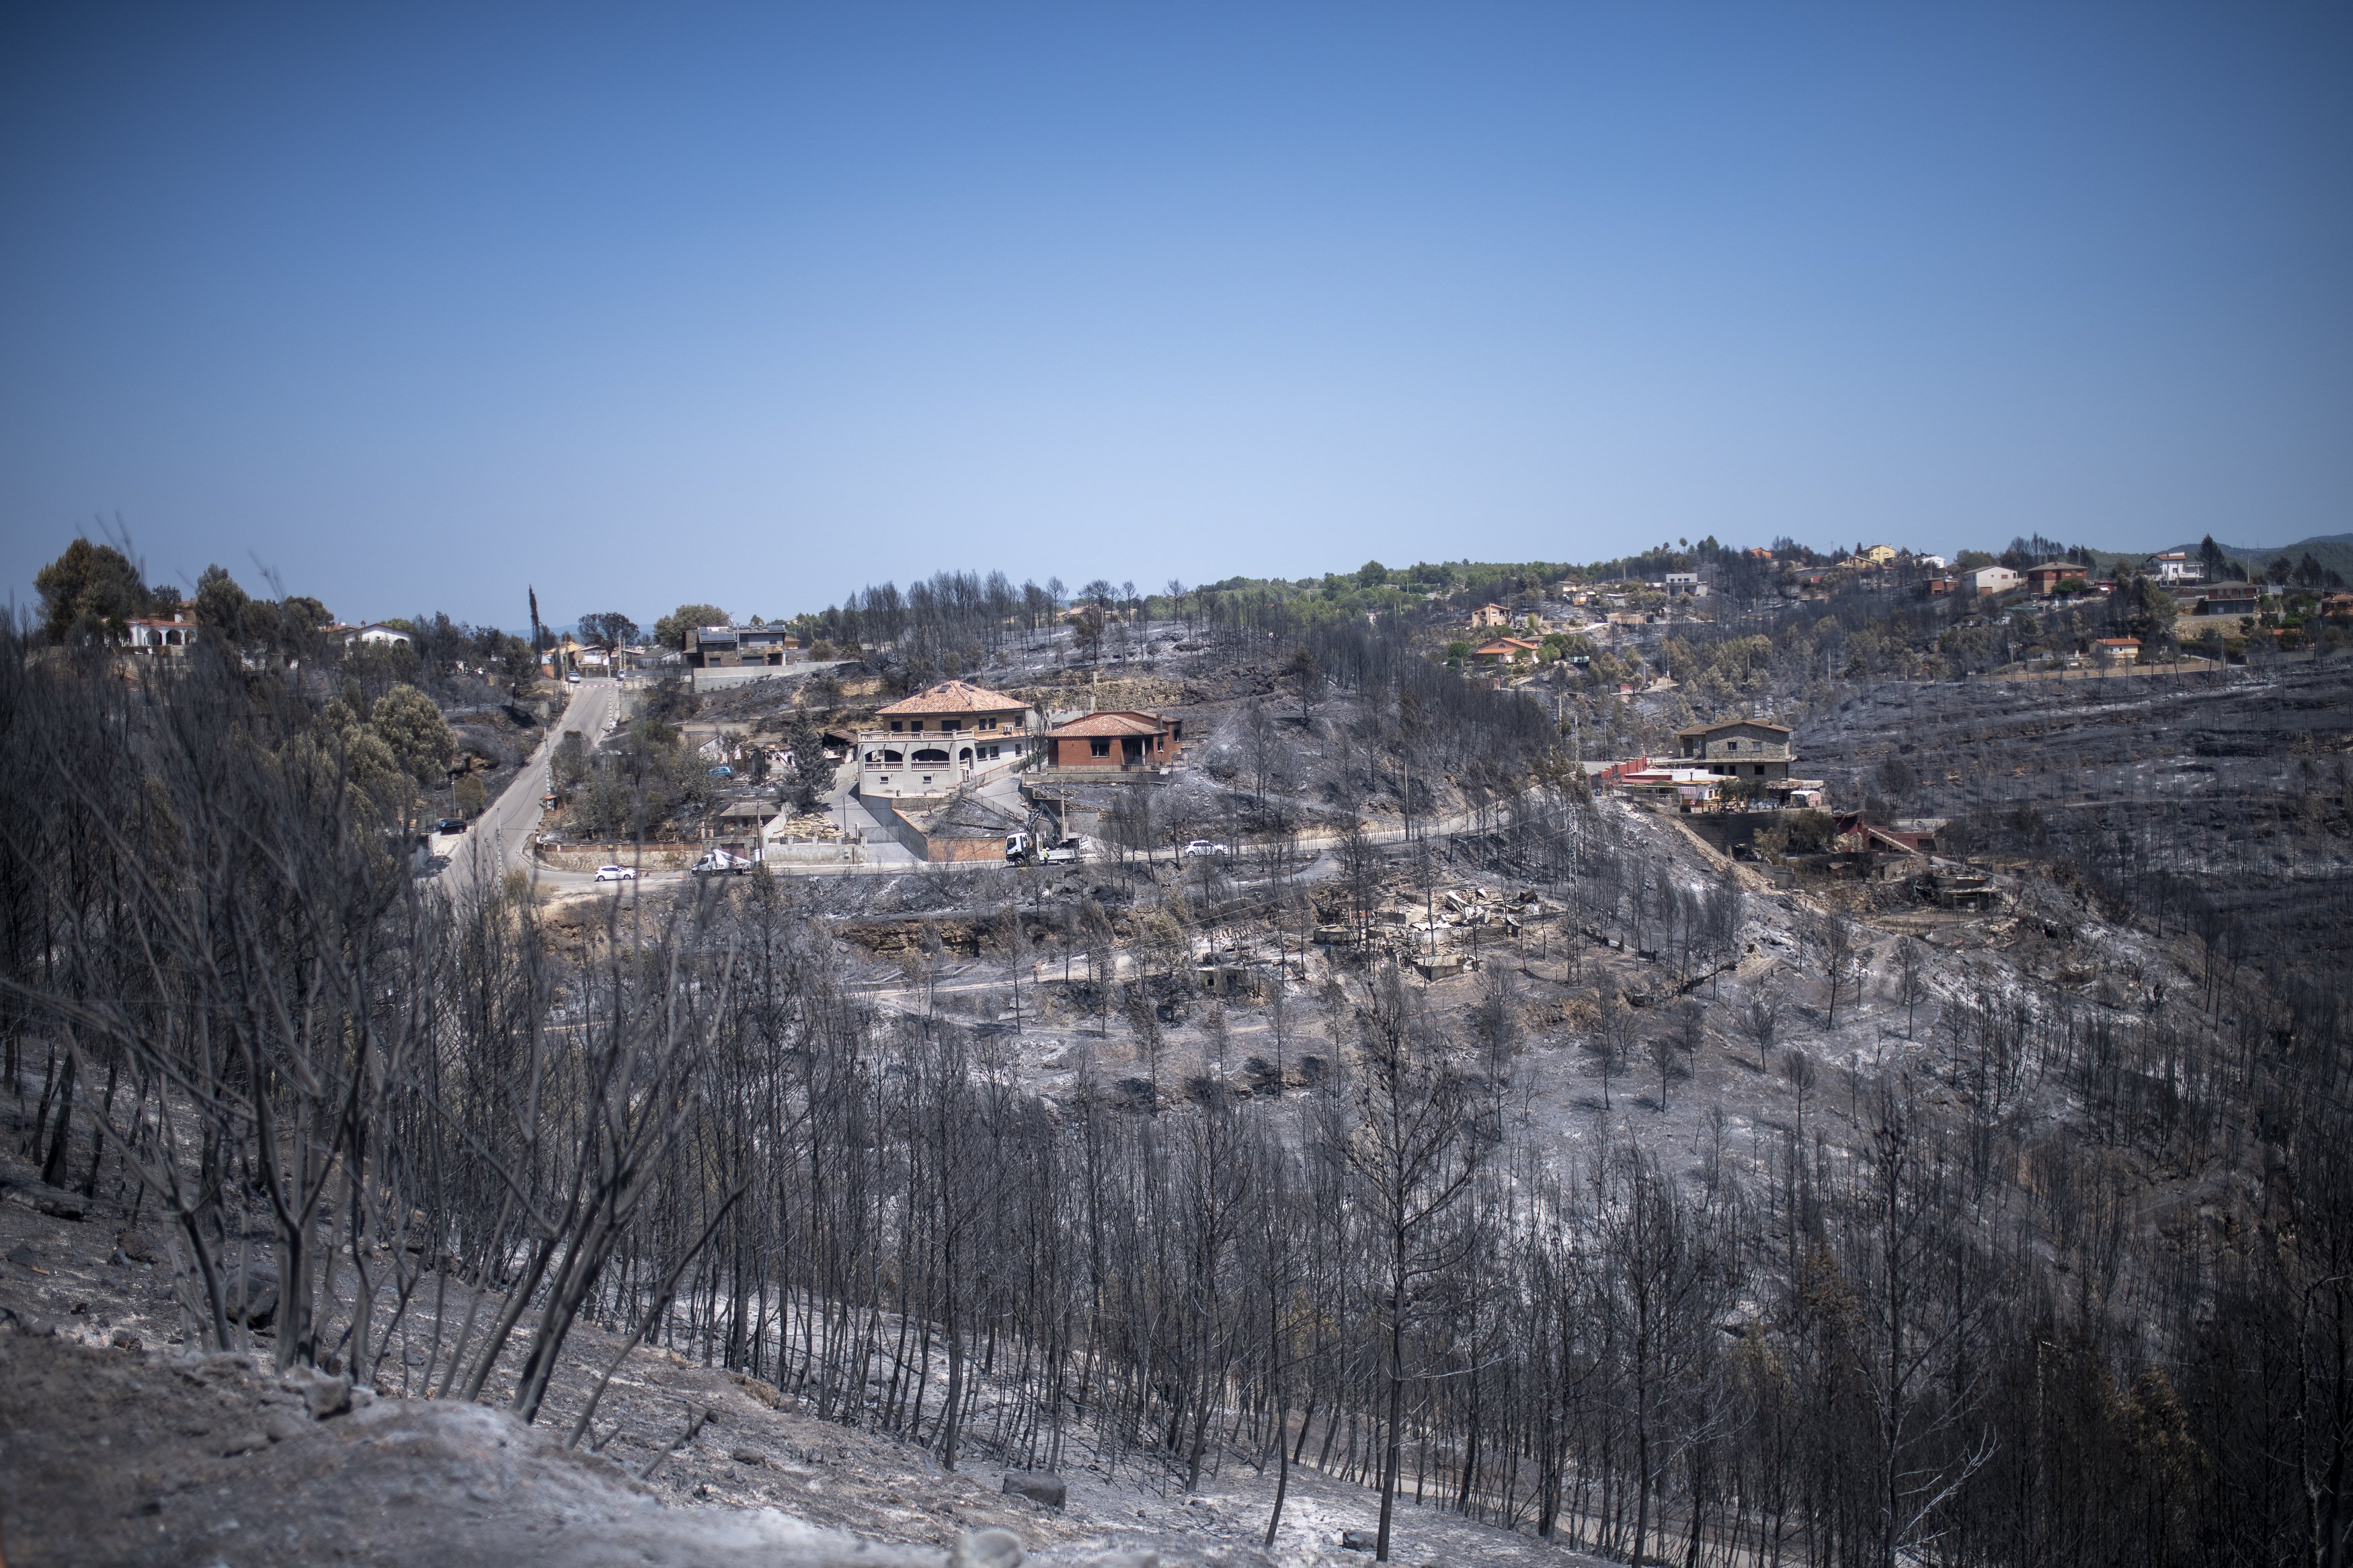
1470,637,1541,667
2093,636,2143,664
1671,718,1794,781
1043,711,1182,770
857,681,1038,801
2024,562,2088,595
873,680,1029,723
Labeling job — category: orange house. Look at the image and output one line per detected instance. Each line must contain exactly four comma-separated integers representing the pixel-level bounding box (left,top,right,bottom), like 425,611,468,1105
1044,711,1182,769
1471,637,1541,667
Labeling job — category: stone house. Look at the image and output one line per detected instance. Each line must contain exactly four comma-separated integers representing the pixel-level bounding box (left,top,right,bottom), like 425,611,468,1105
1671,718,1795,782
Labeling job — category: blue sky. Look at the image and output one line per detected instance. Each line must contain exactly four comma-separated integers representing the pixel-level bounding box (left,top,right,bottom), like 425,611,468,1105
3,3,2348,629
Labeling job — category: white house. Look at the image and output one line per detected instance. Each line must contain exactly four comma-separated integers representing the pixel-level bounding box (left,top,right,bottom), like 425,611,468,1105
126,613,194,654
856,680,1041,802
1960,566,2021,596
2144,550,2204,583
355,624,413,646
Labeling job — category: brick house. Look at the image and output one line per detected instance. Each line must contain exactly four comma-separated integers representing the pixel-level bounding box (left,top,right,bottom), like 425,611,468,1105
1671,718,1794,781
2024,562,2087,595
1043,711,1181,770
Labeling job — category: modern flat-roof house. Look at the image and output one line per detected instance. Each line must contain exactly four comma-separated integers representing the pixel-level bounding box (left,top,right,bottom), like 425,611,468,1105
856,679,1037,800
1960,566,2022,597
2192,585,2262,618
687,624,799,668
1672,718,1794,781
1043,711,1181,770
2144,551,2204,583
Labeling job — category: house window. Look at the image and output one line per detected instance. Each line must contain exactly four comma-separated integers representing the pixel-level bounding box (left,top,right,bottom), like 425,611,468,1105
1090,737,1111,758
890,720,904,733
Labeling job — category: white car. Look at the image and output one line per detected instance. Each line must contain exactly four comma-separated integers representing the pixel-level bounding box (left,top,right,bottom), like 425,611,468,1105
1181,839,1231,858
593,864,636,883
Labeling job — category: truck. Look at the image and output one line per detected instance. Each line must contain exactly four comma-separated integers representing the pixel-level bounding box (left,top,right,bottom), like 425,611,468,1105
1006,831,1084,865
690,847,754,876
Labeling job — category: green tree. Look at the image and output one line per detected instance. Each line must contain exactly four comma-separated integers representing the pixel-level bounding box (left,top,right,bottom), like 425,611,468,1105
653,604,728,651
34,539,151,642
783,706,830,812
371,684,452,791
579,611,639,651
194,565,253,640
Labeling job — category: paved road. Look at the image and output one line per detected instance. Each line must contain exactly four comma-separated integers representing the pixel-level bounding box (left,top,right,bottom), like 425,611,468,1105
436,679,621,897
531,790,1518,897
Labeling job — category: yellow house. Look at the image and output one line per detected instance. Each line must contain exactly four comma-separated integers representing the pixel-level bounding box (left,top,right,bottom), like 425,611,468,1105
1863,544,1897,565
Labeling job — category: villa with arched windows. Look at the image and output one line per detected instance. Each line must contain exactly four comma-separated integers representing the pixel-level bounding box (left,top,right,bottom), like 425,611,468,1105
854,679,1040,802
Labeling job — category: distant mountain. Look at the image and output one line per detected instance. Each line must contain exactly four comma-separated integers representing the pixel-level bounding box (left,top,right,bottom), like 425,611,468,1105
2150,533,2353,585
2203,532,2353,559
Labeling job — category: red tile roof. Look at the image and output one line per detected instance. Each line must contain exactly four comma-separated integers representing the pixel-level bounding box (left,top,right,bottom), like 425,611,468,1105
873,680,1029,716
1047,711,1168,737
1673,718,1792,737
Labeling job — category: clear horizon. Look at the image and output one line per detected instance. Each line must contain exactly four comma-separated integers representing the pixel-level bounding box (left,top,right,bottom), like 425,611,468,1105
5,3,2348,630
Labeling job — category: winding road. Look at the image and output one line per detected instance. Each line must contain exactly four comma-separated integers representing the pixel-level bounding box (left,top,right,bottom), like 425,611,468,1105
436,679,621,897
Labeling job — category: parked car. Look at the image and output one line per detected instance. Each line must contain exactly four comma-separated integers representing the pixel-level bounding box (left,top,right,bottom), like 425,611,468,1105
565,672,582,685
1181,839,1231,858
432,817,467,835
594,864,636,883
707,765,733,778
